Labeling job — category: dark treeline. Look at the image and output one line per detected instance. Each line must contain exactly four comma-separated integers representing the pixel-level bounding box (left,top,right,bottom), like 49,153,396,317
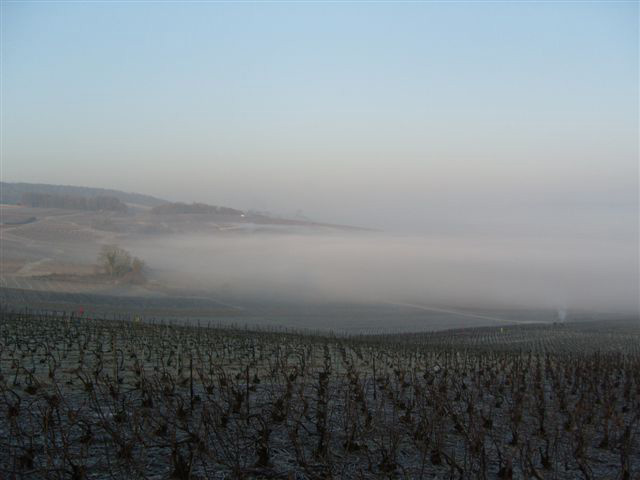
20,192,128,212
151,201,243,216
1,182,166,207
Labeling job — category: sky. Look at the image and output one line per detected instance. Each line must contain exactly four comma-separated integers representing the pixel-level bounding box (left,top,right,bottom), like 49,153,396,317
1,1,638,234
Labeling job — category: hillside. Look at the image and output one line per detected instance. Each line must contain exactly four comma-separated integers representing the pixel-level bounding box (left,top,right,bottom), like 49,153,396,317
1,182,366,231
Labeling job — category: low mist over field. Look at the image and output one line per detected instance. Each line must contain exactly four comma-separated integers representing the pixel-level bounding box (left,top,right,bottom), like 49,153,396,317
130,228,638,314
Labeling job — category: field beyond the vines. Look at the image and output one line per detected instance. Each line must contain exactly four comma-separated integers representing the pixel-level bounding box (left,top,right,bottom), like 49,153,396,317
1,310,638,479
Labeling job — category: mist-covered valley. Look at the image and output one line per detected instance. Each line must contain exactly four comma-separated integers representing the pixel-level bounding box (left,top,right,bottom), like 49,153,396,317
130,228,638,316
1,180,637,332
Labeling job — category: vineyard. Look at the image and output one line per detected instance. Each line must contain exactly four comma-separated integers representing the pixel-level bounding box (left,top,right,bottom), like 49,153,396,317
1,310,638,479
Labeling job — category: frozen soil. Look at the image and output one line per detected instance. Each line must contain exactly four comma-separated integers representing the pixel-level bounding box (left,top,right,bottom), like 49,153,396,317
0,311,638,479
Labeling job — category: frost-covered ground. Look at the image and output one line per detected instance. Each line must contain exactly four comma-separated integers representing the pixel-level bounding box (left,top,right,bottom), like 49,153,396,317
1,311,638,479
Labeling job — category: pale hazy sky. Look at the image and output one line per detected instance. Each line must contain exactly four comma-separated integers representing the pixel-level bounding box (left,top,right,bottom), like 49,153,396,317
1,1,638,232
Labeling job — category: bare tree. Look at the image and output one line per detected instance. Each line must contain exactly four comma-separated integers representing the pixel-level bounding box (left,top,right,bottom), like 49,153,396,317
98,245,140,277
131,257,145,275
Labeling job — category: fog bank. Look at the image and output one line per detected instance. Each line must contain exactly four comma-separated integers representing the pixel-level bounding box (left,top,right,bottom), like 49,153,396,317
129,230,639,314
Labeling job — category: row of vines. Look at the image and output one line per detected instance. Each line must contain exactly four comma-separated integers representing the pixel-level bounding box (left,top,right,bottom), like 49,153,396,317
1,311,638,479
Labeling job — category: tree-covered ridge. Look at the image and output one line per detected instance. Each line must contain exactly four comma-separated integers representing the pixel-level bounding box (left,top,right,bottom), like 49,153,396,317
151,202,243,215
1,182,167,207
20,192,128,212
